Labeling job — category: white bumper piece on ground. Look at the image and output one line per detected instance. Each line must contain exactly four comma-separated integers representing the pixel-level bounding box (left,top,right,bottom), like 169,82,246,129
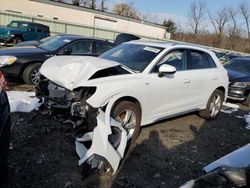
7,91,41,112
203,143,250,173
75,110,128,175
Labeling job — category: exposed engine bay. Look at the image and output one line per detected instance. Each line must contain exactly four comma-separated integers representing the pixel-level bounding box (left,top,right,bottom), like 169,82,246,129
36,75,98,127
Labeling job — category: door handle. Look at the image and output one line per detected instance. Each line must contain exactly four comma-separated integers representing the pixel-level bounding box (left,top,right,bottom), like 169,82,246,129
211,77,218,80
183,79,191,83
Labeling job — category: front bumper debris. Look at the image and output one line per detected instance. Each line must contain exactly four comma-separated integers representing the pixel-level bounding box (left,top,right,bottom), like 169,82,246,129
75,110,128,175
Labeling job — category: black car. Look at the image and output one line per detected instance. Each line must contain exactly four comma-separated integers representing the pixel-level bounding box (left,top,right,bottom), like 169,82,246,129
14,35,52,47
224,58,250,106
0,35,116,84
0,71,11,184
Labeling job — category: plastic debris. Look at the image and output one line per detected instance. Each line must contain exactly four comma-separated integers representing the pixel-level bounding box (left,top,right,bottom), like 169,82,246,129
7,91,41,112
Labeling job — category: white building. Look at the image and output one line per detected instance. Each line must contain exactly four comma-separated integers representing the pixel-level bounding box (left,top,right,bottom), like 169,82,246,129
0,0,170,40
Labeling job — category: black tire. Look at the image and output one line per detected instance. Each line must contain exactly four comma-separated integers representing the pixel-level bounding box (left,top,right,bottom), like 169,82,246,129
111,100,141,144
13,36,23,44
23,63,42,85
243,94,250,107
199,89,224,120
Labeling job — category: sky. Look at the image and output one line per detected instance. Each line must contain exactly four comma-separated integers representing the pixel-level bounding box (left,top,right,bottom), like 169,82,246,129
107,0,246,31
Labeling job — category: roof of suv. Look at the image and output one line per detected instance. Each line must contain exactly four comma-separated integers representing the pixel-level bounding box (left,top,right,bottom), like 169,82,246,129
12,20,49,27
127,40,215,53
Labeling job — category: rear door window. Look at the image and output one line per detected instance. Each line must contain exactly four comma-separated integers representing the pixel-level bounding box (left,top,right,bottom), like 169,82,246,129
95,41,115,55
43,26,50,34
36,25,43,33
64,40,93,55
188,50,216,70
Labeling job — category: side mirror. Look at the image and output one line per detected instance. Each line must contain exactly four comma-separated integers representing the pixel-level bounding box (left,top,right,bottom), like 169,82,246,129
158,64,176,77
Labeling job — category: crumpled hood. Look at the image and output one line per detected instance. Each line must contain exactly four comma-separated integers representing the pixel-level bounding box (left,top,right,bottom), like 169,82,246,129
40,56,120,90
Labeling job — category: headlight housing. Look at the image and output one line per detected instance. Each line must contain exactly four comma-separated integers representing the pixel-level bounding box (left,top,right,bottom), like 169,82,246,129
0,56,17,67
231,82,250,88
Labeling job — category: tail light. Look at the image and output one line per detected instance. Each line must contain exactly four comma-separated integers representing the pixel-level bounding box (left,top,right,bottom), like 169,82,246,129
0,71,7,93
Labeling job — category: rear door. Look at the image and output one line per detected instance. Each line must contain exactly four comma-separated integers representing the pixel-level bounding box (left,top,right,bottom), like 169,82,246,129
23,24,37,41
186,49,218,106
36,25,43,40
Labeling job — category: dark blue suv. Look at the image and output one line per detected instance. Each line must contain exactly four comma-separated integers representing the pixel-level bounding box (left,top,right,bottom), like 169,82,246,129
0,71,11,184
0,20,50,45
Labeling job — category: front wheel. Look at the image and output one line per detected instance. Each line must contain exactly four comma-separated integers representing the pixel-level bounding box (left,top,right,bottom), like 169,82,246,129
13,36,23,44
111,100,141,145
23,63,42,85
199,89,224,120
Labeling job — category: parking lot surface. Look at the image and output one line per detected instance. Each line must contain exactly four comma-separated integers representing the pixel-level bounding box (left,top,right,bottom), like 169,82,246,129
2,82,250,188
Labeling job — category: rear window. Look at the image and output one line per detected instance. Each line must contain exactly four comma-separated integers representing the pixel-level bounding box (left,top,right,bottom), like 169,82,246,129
95,41,115,55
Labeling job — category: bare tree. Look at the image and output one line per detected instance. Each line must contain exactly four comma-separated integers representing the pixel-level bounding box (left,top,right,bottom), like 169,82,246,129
100,0,107,11
240,1,250,39
113,3,140,20
227,7,239,49
188,0,207,34
209,7,230,47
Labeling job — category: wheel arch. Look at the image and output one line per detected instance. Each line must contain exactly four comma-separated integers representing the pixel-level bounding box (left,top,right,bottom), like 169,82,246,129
20,61,43,77
97,93,143,126
111,96,142,114
215,86,226,101
12,34,23,41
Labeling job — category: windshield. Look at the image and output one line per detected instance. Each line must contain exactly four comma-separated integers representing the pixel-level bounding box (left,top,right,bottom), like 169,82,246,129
224,59,250,74
7,21,28,29
100,43,164,72
38,36,72,51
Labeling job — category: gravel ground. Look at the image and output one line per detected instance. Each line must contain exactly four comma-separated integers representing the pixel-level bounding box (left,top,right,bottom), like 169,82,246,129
2,82,250,188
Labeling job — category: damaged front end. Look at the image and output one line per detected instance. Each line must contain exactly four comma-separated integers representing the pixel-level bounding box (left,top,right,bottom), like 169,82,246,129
36,75,128,175
36,75,98,128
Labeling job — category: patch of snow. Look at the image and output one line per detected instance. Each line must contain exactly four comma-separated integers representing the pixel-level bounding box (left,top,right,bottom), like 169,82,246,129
7,91,41,112
221,102,239,114
245,113,250,130
223,102,240,109
221,108,238,114
180,180,195,188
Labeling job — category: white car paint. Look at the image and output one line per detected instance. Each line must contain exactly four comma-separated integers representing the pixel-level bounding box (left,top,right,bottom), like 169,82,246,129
39,41,229,174
40,41,228,126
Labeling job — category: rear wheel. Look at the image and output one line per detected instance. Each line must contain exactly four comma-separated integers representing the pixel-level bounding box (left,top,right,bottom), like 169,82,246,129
23,63,42,85
199,89,224,120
